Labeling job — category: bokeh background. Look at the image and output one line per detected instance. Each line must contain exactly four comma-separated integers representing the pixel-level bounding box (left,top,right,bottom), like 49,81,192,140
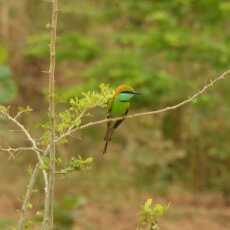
0,0,230,229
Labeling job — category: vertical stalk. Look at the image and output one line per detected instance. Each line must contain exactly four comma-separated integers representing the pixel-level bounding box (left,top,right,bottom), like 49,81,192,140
48,0,58,228
46,0,58,229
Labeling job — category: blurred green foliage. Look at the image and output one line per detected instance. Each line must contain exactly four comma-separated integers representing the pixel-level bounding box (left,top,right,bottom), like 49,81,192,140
45,0,230,107
0,218,13,228
84,50,182,105
25,32,100,62
0,44,17,103
54,195,87,230
0,66,17,103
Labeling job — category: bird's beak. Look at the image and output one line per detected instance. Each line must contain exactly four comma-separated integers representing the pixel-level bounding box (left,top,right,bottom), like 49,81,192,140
132,91,142,95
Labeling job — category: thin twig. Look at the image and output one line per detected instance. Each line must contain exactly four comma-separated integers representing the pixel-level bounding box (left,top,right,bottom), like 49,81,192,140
0,147,35,152
17,164,40,230
14,108,32,120
3,113,39,149
0,146,35,159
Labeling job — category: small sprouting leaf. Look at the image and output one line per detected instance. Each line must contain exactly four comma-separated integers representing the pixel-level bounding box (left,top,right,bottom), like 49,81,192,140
144,198,153,211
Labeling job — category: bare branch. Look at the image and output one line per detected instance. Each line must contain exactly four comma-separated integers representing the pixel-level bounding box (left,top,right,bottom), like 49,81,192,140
17,164,40,230
56,69,230,143
2,112,40,150
0,112,46,166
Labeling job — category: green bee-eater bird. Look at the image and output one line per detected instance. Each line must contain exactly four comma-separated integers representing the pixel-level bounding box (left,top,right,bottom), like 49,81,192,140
103,84,140,154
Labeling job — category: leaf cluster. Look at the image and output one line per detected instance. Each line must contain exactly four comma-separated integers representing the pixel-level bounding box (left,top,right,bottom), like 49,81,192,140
56,84,114,135
25,32,100,62
57,156,94,175
139,198,168,230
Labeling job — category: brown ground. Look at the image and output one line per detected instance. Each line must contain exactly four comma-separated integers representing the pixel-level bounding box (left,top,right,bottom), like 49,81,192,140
0,153,230,230
0,179,230,230
73,194,230,230
76,206,230,230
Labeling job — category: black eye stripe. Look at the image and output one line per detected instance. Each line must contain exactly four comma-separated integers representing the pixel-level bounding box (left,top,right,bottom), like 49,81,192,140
120,91,133,94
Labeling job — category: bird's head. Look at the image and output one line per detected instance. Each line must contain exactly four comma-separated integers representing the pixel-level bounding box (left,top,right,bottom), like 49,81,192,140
115,84,140,102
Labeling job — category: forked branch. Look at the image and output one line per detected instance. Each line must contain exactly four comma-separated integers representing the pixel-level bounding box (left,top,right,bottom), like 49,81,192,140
0,110,48,230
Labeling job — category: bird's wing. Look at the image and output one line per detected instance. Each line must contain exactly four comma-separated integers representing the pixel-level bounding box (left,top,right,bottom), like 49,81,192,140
104,97,113,140
103,98,114,154
106,96,113,117
112,109,128,129
103,108,128,154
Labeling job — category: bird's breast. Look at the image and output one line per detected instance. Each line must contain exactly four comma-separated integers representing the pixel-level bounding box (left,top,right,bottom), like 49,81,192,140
111,101,130,117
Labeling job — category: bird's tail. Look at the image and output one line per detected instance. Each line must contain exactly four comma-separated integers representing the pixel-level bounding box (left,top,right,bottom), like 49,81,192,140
103,140,110,155
102,125,114,154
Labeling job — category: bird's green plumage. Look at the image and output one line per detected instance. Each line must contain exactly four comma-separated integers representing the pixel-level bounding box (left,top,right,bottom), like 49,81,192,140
110,95,130,117
103,84,139,154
